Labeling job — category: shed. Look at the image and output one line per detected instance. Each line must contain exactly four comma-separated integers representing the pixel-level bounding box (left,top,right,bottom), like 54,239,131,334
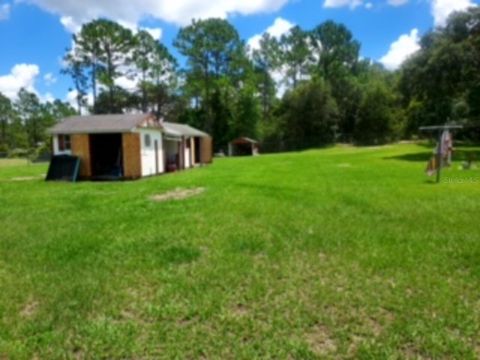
228,137,259,156
48,114,212,180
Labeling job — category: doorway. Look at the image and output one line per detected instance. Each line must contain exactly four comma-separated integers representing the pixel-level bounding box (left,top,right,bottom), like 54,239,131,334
89,133,123,180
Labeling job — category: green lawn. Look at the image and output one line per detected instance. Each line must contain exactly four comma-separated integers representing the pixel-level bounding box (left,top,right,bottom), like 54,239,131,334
0,144,479,359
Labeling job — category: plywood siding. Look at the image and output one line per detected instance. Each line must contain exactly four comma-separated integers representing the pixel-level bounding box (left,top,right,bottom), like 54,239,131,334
71,134,91,178
200,136,213,164
123,133,142,179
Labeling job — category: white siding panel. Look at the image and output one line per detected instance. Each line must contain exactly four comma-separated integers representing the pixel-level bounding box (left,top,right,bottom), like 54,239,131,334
138,129,164,177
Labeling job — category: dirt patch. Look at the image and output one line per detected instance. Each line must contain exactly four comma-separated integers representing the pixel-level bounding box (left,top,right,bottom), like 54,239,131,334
10,176,43,182
20,300,39,318
231,304,249,318
305,324,337,356
151,187,205,202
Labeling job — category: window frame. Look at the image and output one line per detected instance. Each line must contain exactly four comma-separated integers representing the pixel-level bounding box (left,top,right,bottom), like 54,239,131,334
144,134,151,147
58,134,71,152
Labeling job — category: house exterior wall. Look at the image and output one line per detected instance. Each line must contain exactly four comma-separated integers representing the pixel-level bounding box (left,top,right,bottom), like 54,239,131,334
136,129,163,177
122,133,142,179
200,136,213,164
70,134,91,178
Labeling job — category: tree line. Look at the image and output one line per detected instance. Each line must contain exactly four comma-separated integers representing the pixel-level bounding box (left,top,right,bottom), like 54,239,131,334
1,7,479,156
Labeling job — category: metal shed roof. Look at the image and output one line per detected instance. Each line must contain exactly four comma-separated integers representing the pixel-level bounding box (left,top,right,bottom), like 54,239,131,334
49,114,157,135
163,122,209,138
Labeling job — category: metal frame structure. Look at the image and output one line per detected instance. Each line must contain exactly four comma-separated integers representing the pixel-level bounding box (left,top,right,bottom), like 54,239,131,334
419,124,463,183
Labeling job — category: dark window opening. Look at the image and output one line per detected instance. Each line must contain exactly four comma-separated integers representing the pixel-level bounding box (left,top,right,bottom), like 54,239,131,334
144,134,151,147
194,137,201,163
58,135,71,151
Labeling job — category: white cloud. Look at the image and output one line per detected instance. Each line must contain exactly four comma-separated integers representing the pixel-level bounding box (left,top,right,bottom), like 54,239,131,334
40,92,55,103
23,0,290,30
387,0,409,6
323,0,363,9
141,27,162,40
114,75,138,91
247,17,294,51
431,0,476,27
365,2,373,9
0,64,40,99
60,15,81,32
0,3,10,20
44,72,57,86
380,28,421,70
66,89,93,114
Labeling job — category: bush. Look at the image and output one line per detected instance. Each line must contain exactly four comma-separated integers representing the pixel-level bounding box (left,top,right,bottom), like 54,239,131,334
8,148,30,159
354,83,402,145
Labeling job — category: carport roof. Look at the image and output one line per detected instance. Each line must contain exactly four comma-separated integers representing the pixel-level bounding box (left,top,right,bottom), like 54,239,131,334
163,122,210,138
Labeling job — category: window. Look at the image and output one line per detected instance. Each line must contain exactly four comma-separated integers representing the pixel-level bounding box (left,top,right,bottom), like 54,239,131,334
58,135,71,151
144,134,151,147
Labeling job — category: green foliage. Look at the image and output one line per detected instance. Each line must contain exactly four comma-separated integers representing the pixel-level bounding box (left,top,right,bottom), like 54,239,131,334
400,7,480,137
41,10,480,153
0,89,75,155
354,82,402,145
277,79,339,149
0,92,13,148
174,18,257,150
309,20,360,79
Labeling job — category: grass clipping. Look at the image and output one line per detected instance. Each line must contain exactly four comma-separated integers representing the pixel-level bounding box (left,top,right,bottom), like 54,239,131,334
151,187,205,202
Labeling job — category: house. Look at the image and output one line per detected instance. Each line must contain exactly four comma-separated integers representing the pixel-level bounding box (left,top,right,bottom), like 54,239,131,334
228,137,259,156
48,114,212,180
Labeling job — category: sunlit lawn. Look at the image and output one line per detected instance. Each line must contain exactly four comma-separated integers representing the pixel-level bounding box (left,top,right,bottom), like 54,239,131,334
0,144,479,359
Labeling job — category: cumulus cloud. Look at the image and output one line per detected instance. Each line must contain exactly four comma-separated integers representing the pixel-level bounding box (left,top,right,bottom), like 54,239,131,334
60,15,81,32
247,17,294,51
44,72,57,86
431,0,476,27
23,0,290,30
66,89,93,111
142,27,162,40
380,28,420,70
323,0,363,9
40,92,55,103
0,3,10,20
0,64,40,99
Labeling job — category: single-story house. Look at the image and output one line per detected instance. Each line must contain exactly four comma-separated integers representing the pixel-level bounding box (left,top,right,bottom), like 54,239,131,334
228,137,259,156
49,114,212,180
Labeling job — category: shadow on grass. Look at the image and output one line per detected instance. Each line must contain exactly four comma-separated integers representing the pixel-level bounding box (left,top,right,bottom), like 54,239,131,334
384,149,480,163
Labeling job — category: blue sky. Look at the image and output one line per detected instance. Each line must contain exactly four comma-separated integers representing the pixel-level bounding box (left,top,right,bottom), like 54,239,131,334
0,0,478,106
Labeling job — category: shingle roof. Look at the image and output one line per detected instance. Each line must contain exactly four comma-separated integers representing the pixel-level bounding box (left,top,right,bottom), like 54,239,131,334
163,122,210,138
49,114,156,135
49,114,210,138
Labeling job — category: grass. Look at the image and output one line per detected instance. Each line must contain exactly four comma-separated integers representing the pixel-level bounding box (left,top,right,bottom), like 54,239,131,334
0,144,479,359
